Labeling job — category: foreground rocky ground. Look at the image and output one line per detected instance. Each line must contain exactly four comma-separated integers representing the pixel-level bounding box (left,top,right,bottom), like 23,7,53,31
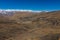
0,11,60,40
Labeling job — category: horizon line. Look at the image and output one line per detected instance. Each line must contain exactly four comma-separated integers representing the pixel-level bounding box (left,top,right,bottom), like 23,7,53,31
0,9,59,12
0,9,49,12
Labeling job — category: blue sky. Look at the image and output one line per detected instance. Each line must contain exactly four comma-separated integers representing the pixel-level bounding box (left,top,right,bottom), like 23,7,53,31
0,0,60,11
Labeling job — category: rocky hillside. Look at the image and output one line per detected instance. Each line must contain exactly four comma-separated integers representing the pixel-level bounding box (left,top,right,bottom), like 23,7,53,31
0,11,60,40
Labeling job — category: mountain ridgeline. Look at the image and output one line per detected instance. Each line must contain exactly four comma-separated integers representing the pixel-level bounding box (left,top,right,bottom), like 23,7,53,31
0,11,60,40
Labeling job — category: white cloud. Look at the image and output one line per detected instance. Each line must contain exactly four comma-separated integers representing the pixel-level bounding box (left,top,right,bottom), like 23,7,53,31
0,9,49,13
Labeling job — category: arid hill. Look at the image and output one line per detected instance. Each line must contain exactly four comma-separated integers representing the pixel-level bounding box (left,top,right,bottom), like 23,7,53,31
0,11,60,40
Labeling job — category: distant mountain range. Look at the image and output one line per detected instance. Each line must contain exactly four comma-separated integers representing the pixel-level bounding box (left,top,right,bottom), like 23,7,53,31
0,10,59,20
0,9,49,17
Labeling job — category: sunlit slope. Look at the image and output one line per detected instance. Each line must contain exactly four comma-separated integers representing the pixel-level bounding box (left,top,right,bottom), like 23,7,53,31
0,11,60,40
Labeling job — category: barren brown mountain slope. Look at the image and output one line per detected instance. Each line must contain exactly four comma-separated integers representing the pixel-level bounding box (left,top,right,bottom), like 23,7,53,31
0,11,60,40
